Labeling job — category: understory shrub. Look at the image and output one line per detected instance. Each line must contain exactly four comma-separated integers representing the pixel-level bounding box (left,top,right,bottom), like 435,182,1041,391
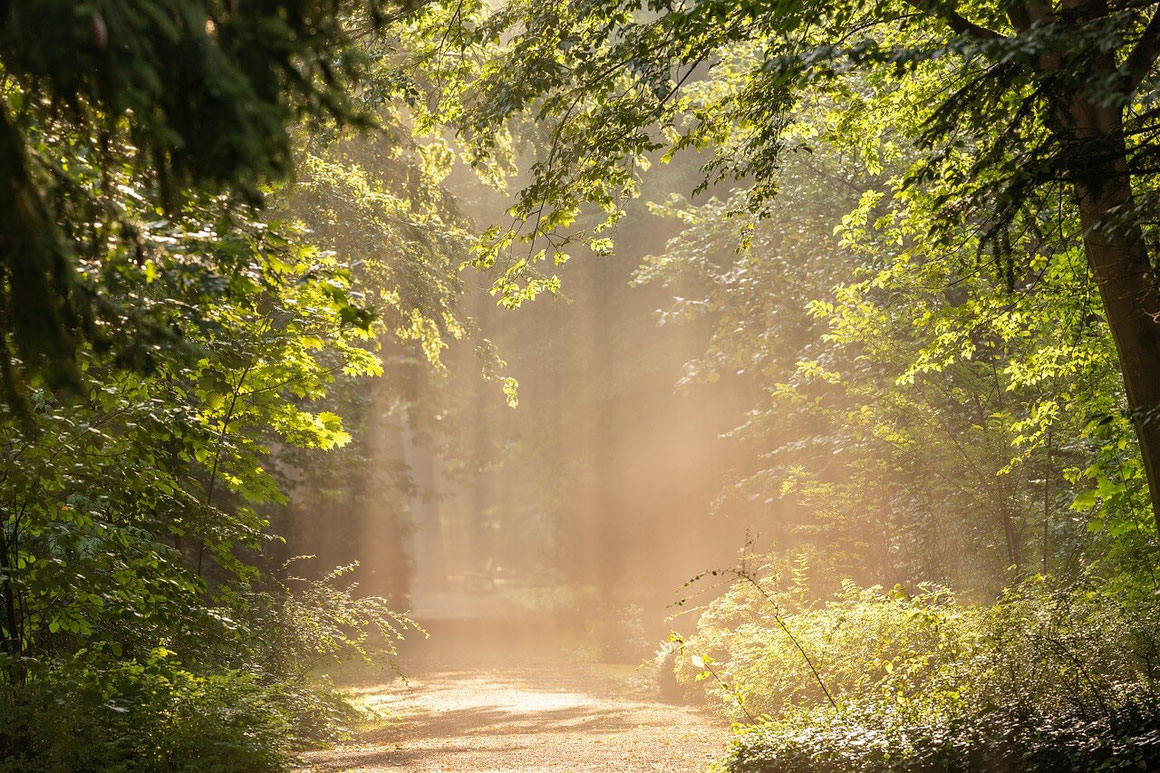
587,603,651,663
676,559,1160,771
0,562,414,771
723,696,1160,772
0,661,292,772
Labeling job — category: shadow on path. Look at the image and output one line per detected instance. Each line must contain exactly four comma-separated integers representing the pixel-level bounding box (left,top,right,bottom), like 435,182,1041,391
298,611,727,771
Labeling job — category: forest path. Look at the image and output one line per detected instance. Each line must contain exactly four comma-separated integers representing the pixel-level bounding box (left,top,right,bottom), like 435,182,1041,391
298,665,725,772
297,599,727,772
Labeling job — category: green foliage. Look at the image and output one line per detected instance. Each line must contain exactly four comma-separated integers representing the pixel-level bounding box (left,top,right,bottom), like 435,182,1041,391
631,132,1134,589
0,559,411,771
676,558,1160,771
0,0,409,404
0,73,438,767
0,192,378,668
0,662,292,772
724,698,1160,773
426,0,1160,278
0,3,523,769
235,560,420,686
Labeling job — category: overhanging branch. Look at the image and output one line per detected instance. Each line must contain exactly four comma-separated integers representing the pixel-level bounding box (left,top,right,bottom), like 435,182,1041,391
902,0,1006,40
1126,6,1160,90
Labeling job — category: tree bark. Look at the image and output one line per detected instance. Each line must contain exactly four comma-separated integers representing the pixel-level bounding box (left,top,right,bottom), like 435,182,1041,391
0,510,25,686
1064,99,1160,530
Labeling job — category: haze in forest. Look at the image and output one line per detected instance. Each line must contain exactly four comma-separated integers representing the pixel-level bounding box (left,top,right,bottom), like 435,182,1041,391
278,149,760,638
7,2,1160,771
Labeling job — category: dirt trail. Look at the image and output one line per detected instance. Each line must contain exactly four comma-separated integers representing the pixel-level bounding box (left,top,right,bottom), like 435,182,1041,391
299,666,725,772
298,594,728,772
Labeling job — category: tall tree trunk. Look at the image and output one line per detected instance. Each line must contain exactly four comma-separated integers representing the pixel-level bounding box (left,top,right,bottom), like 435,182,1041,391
400,410,447,591
0,510,25,686
999,484,1023,576
1065,99,1160,530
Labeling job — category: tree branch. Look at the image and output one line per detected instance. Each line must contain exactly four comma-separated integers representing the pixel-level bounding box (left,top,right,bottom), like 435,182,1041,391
902,0,1006,40
1005,0,1032,31
1126,7,1160,89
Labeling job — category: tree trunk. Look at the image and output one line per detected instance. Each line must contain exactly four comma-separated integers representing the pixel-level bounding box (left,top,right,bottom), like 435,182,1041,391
400,410,448,591
999,487,1023,576
0,512,25,686
1065,99,1160,531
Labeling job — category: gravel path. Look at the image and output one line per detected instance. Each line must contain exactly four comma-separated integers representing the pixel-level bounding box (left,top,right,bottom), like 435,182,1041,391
297,665,726,772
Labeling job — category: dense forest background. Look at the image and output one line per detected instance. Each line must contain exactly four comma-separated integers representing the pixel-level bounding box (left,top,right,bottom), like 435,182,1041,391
6,1,1160,770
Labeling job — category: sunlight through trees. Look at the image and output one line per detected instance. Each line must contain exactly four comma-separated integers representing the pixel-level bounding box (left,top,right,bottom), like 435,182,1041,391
5,1,1160,770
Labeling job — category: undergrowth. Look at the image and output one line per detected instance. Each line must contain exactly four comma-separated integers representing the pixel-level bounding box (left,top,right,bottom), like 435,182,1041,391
0,561,416,771
673,555,1160,771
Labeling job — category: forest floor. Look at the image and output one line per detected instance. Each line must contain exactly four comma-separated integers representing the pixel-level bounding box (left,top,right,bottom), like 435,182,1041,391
297,590,727,772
